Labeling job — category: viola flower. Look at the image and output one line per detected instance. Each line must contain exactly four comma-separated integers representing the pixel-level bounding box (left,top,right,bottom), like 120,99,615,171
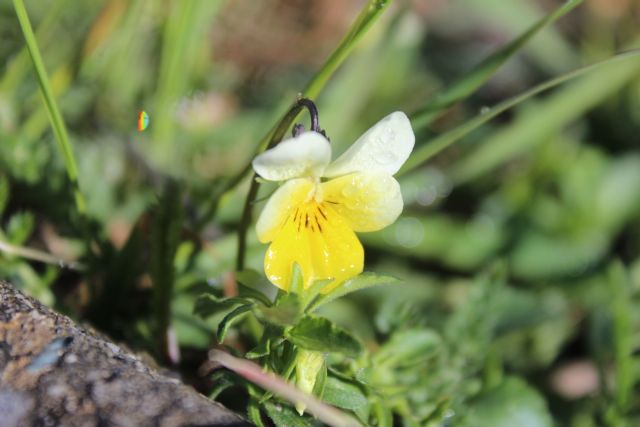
252,112,415,293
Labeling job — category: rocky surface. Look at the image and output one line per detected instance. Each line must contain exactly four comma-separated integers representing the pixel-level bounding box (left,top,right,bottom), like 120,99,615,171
0,280,251,427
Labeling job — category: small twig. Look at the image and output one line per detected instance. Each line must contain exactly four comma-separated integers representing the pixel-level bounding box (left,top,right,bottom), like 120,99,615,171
206,350,361,427
0,239,85,271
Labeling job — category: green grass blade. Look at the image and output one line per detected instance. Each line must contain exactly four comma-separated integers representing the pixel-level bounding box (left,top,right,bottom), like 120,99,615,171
608,261,633,414
449,48,640,184
411,0,583,130
302,0,392,99
153,0,222,166
399,49,640,176
12,0,86,215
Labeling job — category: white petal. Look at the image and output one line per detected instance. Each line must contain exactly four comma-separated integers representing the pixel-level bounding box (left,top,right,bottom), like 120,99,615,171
252,132,331,181
323,111,415,178
320,172,403,232
255,178,315,243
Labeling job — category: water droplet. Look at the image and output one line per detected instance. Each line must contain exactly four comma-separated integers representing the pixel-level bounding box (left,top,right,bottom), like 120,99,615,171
375,151,398,165
480,106,490,115
341,185,358,198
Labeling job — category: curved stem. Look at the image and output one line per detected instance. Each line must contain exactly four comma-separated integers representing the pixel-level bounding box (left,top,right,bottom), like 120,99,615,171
235,98,320,271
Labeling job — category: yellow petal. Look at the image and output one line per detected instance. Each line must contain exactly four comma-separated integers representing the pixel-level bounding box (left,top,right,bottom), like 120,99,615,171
264,201,363,293
320,172,403,232
255,178,315,243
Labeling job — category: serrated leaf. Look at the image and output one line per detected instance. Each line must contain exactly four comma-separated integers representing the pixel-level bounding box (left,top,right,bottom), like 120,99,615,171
322,377,368,412
256,292,302,327
464,377,552,427
246,325,283,359
373,329,442,368
309,272,399,312
287,316,362,357
193,294,249,319
264,401,314,427
217,304,253,343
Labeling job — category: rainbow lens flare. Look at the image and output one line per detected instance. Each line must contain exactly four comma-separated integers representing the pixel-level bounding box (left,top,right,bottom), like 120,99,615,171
137,110,149,132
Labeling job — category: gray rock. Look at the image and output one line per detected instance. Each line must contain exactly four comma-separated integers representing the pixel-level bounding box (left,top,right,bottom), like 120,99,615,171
0,280,252,427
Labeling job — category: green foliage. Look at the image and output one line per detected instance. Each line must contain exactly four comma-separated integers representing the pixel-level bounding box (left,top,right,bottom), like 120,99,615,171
463,377,553,427
287,316,362,357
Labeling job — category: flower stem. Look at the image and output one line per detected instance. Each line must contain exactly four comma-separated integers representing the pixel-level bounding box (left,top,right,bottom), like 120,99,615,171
12,0,86,217
235,98,320,271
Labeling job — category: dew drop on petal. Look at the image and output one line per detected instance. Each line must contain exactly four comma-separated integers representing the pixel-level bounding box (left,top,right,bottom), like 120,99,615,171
374,151,398,166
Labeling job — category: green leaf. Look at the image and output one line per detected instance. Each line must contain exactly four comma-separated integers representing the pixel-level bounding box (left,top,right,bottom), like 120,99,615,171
256,292,302,327
236,269,275,306
6,211,34,245
373,329,442,368
372,402,393,427
248,399,267,427
309,272,399,312
411,0,583,129
464,377,552,427
208,370,238,400
290,262,304,295
193,294,248,319
263,401,314,427
217,304,254,343
312,359,327,399
287,316,363,357
301,278,333,312
246,325,284,359
322,377,368,412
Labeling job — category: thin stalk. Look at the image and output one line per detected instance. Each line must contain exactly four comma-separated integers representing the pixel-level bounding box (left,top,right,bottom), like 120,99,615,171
12,0,86,216
235,99,320,270
197,0,392,231
609,261,633,414
399,49,640,175
302,0,392,99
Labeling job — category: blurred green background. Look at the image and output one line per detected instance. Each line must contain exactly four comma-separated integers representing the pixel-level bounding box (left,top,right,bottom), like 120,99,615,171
1,0,640,425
